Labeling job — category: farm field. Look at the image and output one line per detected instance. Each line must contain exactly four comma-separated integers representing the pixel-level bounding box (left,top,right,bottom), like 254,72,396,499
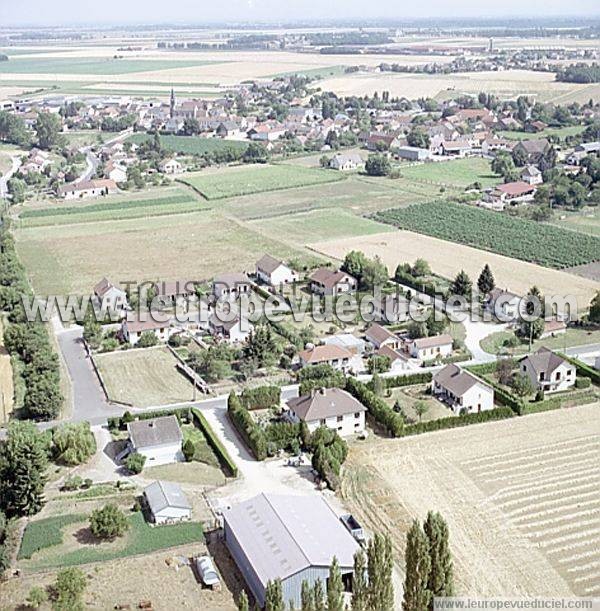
17,190,206,227
219,174,444,220
498,125,586,141
15,207,317,295
374,201,600,269
248,208,394,245
179,163,345,200
551,209,600,237
317,70,600,104
126,133,248,155
309,230,600,305
93,346,194,407
399,158,501,188
341,402,600,596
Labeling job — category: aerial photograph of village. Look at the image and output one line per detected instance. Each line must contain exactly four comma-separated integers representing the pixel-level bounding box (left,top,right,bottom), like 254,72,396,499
0,0,599,609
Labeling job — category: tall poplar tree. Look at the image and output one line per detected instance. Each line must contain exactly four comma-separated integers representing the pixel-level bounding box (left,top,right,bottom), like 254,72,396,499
424,511,454,604
402,520,431,611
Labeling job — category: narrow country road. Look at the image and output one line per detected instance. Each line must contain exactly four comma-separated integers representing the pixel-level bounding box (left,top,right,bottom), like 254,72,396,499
0,155,22,198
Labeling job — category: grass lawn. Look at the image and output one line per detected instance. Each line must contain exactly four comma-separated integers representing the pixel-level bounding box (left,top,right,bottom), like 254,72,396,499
62,130,105,147
127,134,248,156
18,514,87,560
93,347,194,407
180,164,345,200
399,157,501,189
248,208,393,245
498,125,586,141
480,328,600,355
19,512,204,571
145,461,226,487
384,385,450,423
0,57,221,75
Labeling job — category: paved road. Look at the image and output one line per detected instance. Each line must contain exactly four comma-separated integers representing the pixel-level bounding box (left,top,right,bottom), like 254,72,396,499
0,155,21,197
56,327,120,423
565,343,600,366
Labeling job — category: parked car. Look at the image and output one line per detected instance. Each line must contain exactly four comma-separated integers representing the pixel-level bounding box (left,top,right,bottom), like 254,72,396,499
195,555,221,590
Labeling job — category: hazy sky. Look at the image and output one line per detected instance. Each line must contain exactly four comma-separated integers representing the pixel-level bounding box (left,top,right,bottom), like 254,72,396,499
1,0,599,27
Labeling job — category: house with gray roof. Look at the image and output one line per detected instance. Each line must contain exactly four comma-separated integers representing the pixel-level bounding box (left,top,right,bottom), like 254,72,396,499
433,364,494,415
519,347,575,394
256,254,298,286
143,480,191,524
286,387,366,436
127,415,184,466
223,493,360,608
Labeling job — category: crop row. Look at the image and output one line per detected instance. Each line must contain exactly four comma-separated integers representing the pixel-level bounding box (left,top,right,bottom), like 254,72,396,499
374,201,600,269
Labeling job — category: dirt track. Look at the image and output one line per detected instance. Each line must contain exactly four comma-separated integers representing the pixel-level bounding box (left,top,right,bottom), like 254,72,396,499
341,403,600,597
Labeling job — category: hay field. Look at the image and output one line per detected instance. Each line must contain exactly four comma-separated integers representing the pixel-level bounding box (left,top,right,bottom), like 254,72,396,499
14,208,317,295
94,346,194,407
308,230,600,305
399,157,500,188
342,403,600,596
317,70,599,103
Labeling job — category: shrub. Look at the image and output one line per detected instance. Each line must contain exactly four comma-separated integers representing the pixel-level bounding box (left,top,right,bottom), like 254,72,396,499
52,422,97,466
89,504,129,540
62,475,83,491
240,386,281,410
125,453,146,474
182,438,196,462
137,331,158,348
575,377,592,389
52,567,87,611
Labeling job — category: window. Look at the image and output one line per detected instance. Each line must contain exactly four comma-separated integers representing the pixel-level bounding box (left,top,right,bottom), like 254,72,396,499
336,416,343,422
354,412,361,418
320,419,326,426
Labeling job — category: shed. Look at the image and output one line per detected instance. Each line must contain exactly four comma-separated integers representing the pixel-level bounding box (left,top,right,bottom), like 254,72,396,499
143,480,191,524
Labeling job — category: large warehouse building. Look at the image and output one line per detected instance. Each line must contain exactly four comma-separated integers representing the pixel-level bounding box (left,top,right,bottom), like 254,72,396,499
223,493,360,608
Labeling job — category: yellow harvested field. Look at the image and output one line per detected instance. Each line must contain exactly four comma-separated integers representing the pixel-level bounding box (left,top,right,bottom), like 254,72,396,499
309,230,600,305
0,319,14,424
342,403,600,597
317,70,598,103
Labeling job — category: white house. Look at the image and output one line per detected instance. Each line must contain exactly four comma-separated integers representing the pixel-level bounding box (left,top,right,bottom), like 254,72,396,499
121,314,173,346
93,277,128,313
405,334,453,361
212,273,253,301
329,153,363,171
520,165,543,185
309,268,357,297
127,416,184,466
298,345,352,371
255,254,298,286
286,387,366,436
105,161,128,183
143,480,192,525
376,345,412,373
209,313,253,344
365,323,402,350
519,348,576,394
58,178,117,200
159,158,183,175
432,364,495,415
394,146,432,162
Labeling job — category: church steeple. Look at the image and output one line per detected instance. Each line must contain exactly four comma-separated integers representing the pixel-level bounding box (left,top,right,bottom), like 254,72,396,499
170,87,175,119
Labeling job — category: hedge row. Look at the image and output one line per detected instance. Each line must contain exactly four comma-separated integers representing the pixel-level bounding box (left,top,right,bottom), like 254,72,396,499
401,407,515,436
190,408,238,477
377,371,433,390
0,224,63,420
393,268,447,300
268,319,303,350
346,377,404,437
521,389,597,415
240,386,281,411
227,392,268,461
558,353,600,386
107,407,191,430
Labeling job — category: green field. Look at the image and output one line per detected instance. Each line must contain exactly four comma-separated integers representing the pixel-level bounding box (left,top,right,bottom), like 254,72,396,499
18,192,207,227
498,125,586,141
375,201,600,269
180,164,345,200
551,209,600,237
18,514,86,560
0,57,221,75
399,158,501,188
249,208,394,244
127,134,248,156
19,511,204,571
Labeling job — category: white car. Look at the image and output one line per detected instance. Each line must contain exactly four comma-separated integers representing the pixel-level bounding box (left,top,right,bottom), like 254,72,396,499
195,555,220,589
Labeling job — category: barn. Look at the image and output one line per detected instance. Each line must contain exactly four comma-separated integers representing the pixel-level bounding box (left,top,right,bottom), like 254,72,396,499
223,493,360,608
